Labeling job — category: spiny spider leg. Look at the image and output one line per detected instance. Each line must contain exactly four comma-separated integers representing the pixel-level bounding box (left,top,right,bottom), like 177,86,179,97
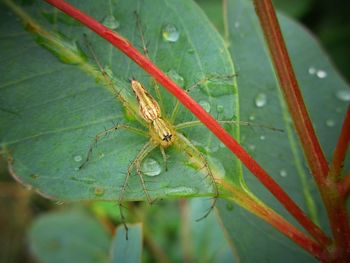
160,146,168,171
79,124,147,170
177,133,219,221
175,120,283,132
170,74,237,123
118,139,158,237
134,10,163,107
119,140,158,205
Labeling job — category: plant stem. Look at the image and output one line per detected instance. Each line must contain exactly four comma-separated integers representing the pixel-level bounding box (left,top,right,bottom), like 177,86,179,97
43,0,329,249
330,105,350,180
342,171,350,198
221,181,330,261
252,0,350,259
252,0,328,181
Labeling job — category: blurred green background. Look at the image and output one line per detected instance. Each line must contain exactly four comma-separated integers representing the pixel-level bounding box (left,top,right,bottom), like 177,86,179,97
1,0,349,262
277,0,350,82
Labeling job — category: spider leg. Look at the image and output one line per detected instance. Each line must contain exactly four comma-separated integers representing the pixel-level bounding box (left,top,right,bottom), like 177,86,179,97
79,124,147,170
177,133,219,220
118,139,158,237
160,146,168,172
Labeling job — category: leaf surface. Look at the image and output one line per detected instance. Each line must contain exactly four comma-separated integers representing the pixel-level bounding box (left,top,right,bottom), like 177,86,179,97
28,209,111,263
0,0,241,201
213,0,350,261
111,224,143,263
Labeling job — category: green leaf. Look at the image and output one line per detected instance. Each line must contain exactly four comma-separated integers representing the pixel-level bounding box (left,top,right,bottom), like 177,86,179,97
272,0,313,18
189,199,236,262
0,0,241,201
28,208,111,263
111,224,143,263
214,0,350,260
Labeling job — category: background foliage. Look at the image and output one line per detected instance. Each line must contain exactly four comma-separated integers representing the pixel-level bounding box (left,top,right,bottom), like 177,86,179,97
0,0,349,262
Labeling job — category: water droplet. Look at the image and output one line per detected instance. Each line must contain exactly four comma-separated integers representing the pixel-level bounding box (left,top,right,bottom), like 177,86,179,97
162,24,180,42
260,135,266,141
280,169,287,177
25,184,33,191
234,21,240,28
165,186,198,197
30,174,40,179
187,48,195,54
198,75,235,97
141,158,161,176
226,202,234,211
74,155,82,162
94,187,105,196
199,100,211,112
248,144,256,151
249,114,255,121
167,69,184,87
335,90,350,102
216,105,224,113
99,153,105,159
316,70,327,79
308,67,316,75
254,93,267,108
205,143,219,154
102,15,120,30
209,157,226,178
326,119,335,127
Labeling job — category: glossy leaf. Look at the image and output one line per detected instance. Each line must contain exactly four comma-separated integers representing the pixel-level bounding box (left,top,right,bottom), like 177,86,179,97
213,0,350,261
111,224,143,263
28,209,111,263
0,0,240,201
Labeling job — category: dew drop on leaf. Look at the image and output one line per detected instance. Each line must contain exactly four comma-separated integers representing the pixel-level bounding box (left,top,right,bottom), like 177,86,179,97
316,70,327,79
102,15,120,30
216,104,224,113
260,135,266,141
254,93,267,108
74,155,82,162
248,144,256,151
325,119,335,127
167,69,185,87
187,48,195,54
165,186,197,197
279,169,288,178
226,202,234,211
209,157,226,178
199,100,211,112
335,89,350,102
308,67,316,75
94,187,105,196
141,158,161,176
162,24,180,42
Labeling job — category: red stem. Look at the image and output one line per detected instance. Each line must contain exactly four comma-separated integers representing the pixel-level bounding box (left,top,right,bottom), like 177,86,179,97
252,0,328,181
221,181,330,261
253,0,350,259
331,105,350,180
43,0,329,248
343,171,350,198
